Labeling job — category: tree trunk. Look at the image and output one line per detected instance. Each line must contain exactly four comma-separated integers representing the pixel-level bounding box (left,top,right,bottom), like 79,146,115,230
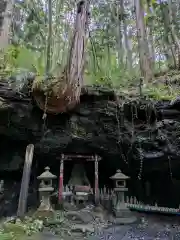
0,1,7,33
135,0,153,82
116,0,124,67
147,26,155,70
121,0,132,69
46,0,52,75
160,0,176,68
0,0,14,50
146,2,155,70
32,0,90,114
167,0,180,69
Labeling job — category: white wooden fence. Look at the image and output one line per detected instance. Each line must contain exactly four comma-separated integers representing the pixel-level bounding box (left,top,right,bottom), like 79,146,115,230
61,185,180,214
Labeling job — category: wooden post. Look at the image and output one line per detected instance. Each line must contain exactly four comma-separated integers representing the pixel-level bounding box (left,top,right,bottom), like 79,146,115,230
17,144,34,218
58,154,64,204
94,155,99,205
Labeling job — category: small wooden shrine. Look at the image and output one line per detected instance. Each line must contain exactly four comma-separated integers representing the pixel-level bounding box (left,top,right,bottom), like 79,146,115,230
58,154,101,204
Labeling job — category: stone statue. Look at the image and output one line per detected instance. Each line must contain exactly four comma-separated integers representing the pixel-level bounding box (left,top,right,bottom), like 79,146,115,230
68,163,90,186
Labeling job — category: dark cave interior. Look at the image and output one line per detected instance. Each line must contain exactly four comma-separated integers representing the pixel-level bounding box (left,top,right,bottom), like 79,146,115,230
0,128,180,217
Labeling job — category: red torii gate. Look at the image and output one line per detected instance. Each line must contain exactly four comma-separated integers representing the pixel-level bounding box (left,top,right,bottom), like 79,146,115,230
58,154,101,205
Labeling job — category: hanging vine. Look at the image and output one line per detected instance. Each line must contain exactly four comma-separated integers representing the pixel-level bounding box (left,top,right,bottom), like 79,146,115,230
137,140,144,180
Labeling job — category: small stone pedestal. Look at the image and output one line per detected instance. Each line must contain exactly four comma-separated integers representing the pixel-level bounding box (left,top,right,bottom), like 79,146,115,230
35,167,57,219
74,185,91,207
110,169,137,224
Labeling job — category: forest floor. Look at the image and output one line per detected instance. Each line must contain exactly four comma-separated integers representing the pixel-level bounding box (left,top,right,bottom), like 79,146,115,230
1,68,180,102
25,214,180,240
88,214,180,240
112,69,180,101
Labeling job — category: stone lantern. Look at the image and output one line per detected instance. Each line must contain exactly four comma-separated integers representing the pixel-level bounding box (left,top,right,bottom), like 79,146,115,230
110,169,137,224
36,166,57,215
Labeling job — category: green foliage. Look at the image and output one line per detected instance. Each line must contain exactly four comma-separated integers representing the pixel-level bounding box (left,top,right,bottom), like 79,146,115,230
1,0,180,101
1,43,180,101
0,45,45,77
143,85,180,100
71,122,87,138
0,218,43,240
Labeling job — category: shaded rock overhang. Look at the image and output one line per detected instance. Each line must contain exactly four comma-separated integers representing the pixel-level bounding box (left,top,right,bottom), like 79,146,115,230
0,75,180,179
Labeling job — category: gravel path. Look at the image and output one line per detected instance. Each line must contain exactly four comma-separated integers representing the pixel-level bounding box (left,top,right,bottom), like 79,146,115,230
17,213,180,240
88,214,180,240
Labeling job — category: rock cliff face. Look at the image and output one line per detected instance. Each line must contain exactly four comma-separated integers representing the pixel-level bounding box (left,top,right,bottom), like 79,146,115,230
0,74,180,206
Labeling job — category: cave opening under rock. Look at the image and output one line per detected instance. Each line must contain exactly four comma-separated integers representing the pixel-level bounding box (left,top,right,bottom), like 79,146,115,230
1,83,180,214
0,142,179,213
36,154,116,189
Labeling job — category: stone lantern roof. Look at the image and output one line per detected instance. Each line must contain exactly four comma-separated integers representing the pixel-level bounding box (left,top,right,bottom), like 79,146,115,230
110,169,129,180
37,166,57,180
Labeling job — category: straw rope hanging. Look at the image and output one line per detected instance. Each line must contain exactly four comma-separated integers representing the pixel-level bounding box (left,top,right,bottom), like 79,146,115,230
32,0,90,114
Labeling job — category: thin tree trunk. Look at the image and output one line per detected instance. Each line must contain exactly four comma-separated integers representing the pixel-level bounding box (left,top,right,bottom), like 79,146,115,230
116,1,124,67
147,26,155,70
121,0,132,69
160,0,176,68
128,27,133,67
135,0,153,82
46,0,52,75
167,0,180,68
0,1,7,31
0,0,14,50
146,1,155,70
